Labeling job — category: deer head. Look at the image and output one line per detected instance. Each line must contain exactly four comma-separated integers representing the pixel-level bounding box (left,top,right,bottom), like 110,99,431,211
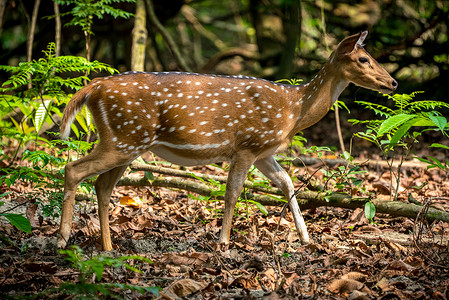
332,31,397,94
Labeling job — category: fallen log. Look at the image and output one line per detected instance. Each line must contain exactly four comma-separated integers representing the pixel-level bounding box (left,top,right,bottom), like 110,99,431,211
116,174,449,224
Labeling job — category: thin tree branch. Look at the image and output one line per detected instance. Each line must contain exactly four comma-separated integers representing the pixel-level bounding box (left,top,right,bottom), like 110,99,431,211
145,0,192,72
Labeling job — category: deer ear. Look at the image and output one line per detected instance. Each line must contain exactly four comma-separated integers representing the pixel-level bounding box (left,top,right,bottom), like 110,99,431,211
337,31,368,55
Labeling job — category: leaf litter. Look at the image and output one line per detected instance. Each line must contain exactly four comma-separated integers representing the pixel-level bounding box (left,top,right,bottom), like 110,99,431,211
0,158,448,299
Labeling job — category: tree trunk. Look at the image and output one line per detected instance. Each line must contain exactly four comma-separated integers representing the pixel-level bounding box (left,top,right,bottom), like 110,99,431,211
27,0,40,62
131,0,147,71
0,0,7,38
276,0,301,79
54,1,61,57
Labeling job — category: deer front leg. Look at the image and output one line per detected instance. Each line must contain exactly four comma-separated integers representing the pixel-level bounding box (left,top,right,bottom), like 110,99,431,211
219,151,255,244
95,165,129,251
254,156,310,243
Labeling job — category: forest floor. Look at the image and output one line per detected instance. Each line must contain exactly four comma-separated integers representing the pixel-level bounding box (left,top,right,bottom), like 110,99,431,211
1,118,449,299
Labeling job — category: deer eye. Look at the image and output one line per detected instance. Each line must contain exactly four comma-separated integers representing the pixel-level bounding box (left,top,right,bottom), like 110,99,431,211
359,57,369,63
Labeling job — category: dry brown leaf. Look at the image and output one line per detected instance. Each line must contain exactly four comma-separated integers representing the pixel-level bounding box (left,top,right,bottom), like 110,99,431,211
25,202,39,227
119,196,142,207
158,251,212,269
259,268,276,290
374,277,391,292
341,272,368,282
328,278,368,295
388,259,416,273
158,278,207,300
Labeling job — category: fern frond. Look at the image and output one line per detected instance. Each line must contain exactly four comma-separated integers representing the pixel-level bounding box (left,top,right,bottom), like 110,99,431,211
407,100,449,112
354,101,393,118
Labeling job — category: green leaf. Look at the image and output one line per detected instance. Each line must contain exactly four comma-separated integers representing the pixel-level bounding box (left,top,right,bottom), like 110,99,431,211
34,98,52,133
377,114,417,136
430,143,449,150
427,114,447,132
248,200,268,216
388,118,417,149
364,201,376,221
144,171,154,181
92,263,105,281
1,213,32,233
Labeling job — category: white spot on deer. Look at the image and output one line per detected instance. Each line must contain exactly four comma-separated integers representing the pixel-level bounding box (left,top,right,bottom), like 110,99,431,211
143,137,151,143
122,92,127,96
222,103,228,107
178,93,183,97
200,121,208,125
163,88,169,92
136,125,142,130
189,113,194,116
112,137,117,142
189,129,197,133
127,101,132,105
214,93,219,96
169,127,176,132
289,114,294,119
179,126,186,130
146,114,151,119
113,90,119,93
117,113,122,117
198,91,204,95
227,122,233,126
167,93,173,97
112,104,117,108
262,118,269,123
240,115,246,119
225,88,231,92
212,100,219,104
205,132,212,136
277,130,283,135
276,113,282,118
181,105,187,109
186,80,191,84
109,95,115,99
223,115,230,118
195,82,201,85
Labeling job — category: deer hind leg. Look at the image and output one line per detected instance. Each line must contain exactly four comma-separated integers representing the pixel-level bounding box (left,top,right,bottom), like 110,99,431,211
95,165,129,251
254,155,310,243
219,151,255,245
57,146,133,249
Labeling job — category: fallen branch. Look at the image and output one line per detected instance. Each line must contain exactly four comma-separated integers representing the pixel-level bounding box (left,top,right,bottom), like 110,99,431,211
116,174,449,224
285,156,429,169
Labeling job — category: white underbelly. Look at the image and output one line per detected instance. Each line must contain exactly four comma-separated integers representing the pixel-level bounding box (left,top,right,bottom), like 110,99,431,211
150,145,230,166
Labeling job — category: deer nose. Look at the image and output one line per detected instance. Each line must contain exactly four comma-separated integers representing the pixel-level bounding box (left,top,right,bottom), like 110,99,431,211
392,79,398,90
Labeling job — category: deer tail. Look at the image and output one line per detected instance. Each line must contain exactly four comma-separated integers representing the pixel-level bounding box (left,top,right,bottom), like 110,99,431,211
60,83,96,140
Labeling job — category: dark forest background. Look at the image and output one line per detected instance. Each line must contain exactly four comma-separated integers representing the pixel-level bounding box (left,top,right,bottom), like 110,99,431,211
0,0,448,148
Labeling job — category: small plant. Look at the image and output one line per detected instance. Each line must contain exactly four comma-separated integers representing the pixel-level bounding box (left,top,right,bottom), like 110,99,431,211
55,0,136,61
350,92,449,201
0,43,117,141
30,246,159,299
0,192,31,233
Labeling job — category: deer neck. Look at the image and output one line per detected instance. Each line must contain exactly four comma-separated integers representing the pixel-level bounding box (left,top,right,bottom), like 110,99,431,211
290,60,348,132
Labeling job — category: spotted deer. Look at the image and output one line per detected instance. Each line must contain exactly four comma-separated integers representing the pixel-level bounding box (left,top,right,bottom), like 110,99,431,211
58,31,397,250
